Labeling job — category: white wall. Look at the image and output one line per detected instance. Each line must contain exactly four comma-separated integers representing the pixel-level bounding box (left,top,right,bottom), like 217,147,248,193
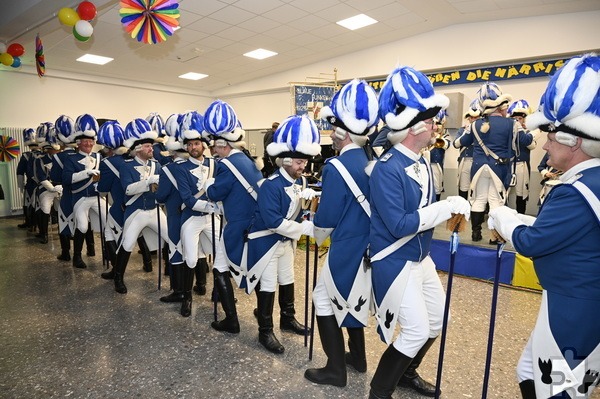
0,68,214,127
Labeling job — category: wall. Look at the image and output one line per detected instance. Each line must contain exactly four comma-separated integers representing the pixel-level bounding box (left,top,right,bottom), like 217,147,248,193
0,68,214,127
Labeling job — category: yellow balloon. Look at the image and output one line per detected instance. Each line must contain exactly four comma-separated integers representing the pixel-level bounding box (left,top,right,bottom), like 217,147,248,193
0,52,14,66
58,7,80,27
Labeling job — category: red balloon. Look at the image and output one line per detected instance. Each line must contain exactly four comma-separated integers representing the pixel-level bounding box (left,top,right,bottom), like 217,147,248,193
7,43,24,57
77,1,97,21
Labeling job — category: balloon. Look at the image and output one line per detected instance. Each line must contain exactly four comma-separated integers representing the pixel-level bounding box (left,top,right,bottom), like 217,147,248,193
7,43,24,57
77,1,97,21
11,57,21,68
0,53,14,66
74,20,94,37
0,43,6,54
58,7,80,26
73,28,91,42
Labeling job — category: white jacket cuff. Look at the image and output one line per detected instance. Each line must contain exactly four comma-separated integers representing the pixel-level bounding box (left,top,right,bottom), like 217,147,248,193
271,219,304,241
416,201,453,233
72,170,90,183
125,180,150,196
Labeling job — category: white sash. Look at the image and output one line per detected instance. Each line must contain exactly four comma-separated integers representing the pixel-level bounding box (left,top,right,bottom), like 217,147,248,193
220,158,257,201
329,158,371,217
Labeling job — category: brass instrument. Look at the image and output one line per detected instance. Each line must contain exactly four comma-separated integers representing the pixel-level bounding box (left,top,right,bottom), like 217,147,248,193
434,136,446,148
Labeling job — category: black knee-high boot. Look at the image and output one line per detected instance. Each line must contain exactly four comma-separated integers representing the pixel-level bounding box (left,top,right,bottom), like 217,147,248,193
279,283,309,335
28,206,36,232
160,263,184,303
137,236,152,272
72,229,87,269
180,266,194,317
34,210,43,237
211,269,240,333
101,240,118,280
346,327,367,372
369,345,414,399
85,226,95,256
471,211,485,242
57,234,71,261
114,249,131,294
304,315,347,387
519,380,536,399
435,193,441,202
397,338,438,397
18,206,29,228
38,213,50,244
193,258,208,295
458,190,468,200
516,196,527,214
257,290,284,354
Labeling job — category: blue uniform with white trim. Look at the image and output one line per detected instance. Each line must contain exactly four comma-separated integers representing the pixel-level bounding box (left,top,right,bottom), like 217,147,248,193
155,157,185,264
206,150,261,278
98,153,128,242
50,149,75,236
313,146,371,328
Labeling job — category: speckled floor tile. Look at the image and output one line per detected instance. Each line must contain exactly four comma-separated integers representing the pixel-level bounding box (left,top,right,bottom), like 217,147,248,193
0,217,597,399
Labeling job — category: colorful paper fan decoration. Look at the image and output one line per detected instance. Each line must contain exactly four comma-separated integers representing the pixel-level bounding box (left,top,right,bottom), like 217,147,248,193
35,34,45,77
119,0,180,44
0,136,21,162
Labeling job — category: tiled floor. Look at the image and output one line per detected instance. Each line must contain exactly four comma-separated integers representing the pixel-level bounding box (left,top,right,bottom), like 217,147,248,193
0,217,596,399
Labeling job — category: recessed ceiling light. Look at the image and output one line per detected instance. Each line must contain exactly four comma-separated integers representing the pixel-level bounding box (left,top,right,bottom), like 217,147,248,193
76,54,114,65
243,48,278,60
178,72,208,80
336,14,378,30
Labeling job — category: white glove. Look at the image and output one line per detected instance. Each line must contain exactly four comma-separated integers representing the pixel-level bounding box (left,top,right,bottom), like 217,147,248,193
300,188,319,200
416,201,453,233
446,196,471,221
488,206,524,244
147,175,160,185
54,185,63,195
204,177,215,192
87,169,100,176
301,220,315,237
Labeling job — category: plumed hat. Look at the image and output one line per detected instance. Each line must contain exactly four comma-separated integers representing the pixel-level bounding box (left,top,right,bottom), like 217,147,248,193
477,82,512,115
73,114,99,141
203,100,243,142
527,53,600,141
123,118,158,150
146,112,165,137
321,79,379,138
508,99,531,118
267,115,321,159
97,120,125,150
434,109,447,125
35,122,54,146
23,128,37,147
378,66,449,134
164,113,184,152
464,99,482,119
41,127,60,150
180,110,209,144
54,115,76,144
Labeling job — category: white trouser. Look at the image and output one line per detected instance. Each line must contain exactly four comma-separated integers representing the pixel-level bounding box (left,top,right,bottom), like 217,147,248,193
38,191,58,214
259,240,295,292
181,214,221,269
458,157,473,192
392,257,446,358
431,163,444,195
103,213,122,243
514,161,529,198
120,208,168,252
73,196,107,233
313,273,333,316
212,236,230,273
471,166,505,212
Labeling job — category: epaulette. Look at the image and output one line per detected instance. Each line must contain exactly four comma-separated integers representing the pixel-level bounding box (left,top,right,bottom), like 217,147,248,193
268,173,279,180
124,158,134,163
380,152,393,162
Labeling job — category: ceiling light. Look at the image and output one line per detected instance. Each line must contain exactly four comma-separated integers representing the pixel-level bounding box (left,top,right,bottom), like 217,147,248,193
336,14,378,30
243,48,278,60
178,72,208,80
76,54,114,65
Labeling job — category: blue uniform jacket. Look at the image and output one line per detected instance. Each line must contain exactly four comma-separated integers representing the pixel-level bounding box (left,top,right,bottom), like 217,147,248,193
206,151,262,268
98,154,128,227
119,157,162,221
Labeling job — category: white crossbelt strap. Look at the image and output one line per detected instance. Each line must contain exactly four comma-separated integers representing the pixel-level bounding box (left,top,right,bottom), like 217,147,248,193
572,181,600,224
329,158,371,217
164,167,178,190
221,158,257,201
369,233,416,262
53,153,63,169
125,161,156,206
104,159,120,179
